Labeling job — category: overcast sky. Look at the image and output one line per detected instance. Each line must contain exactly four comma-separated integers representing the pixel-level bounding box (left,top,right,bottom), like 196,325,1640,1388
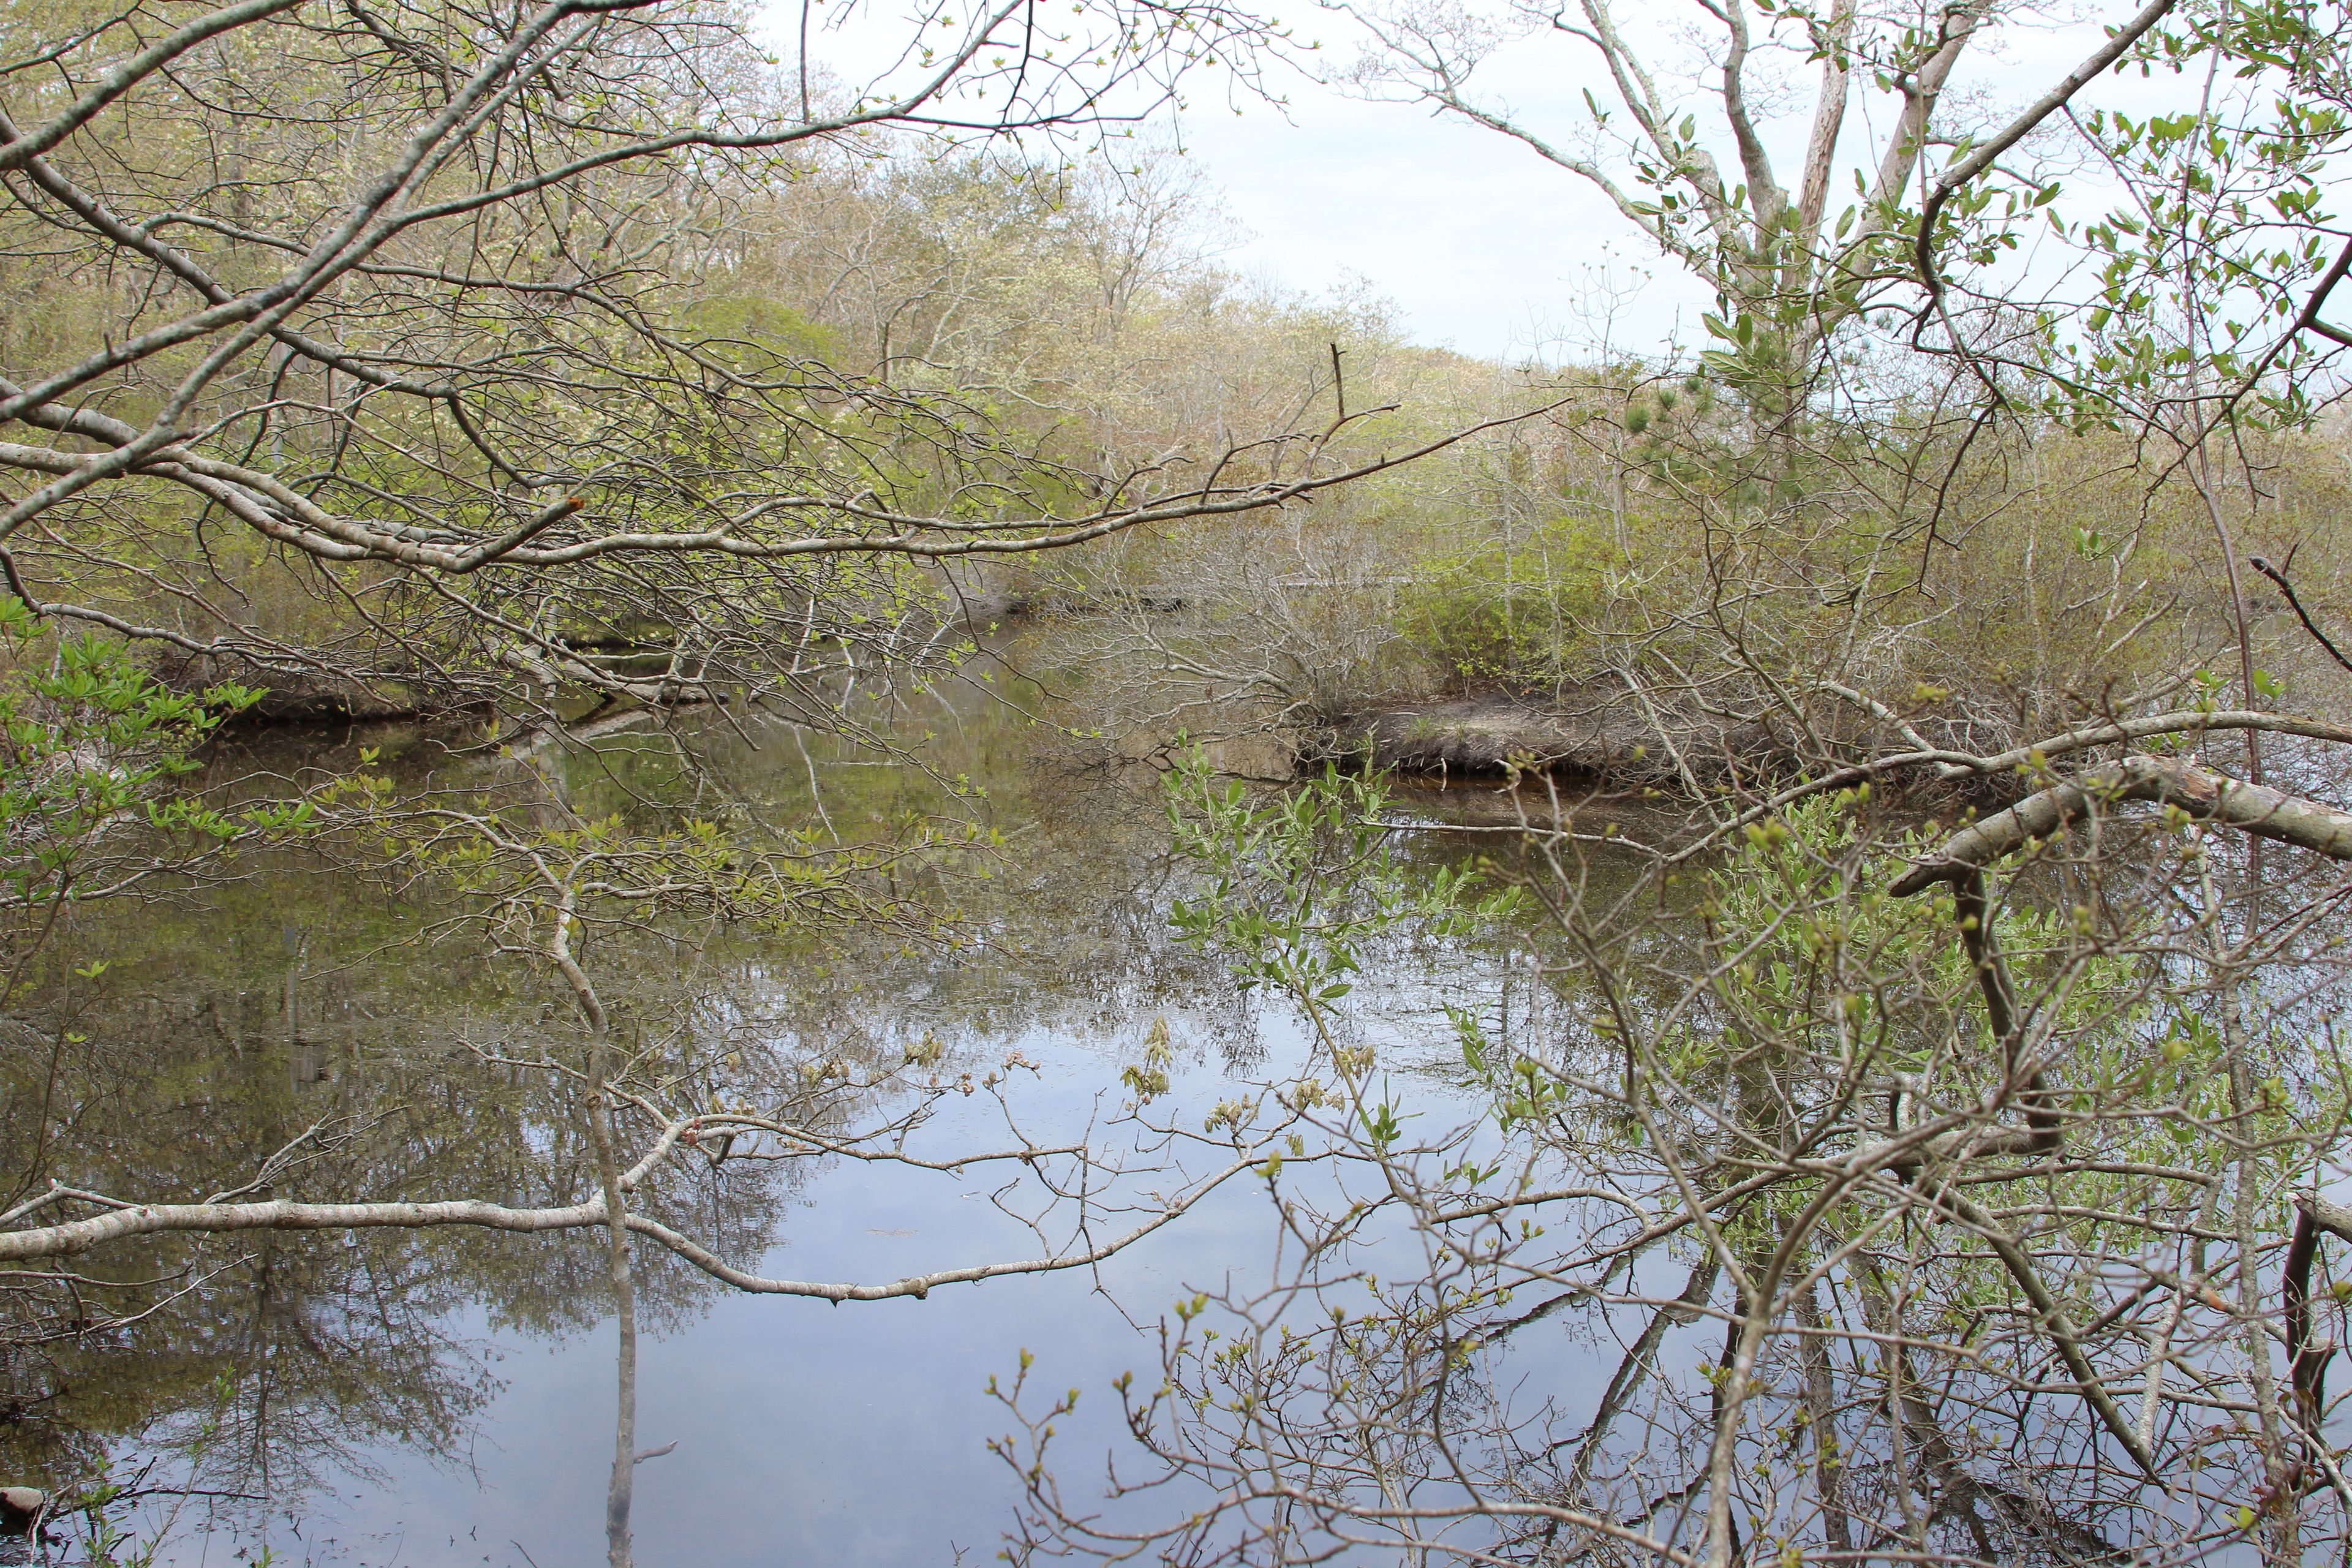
1156,6,2198,363
1169,66,1710,363
782,1,2211,364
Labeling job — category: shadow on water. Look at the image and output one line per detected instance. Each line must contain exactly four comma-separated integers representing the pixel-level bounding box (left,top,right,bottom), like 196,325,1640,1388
0,669,1605,1566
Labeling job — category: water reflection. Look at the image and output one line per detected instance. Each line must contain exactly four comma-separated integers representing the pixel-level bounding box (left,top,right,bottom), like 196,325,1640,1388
0,676,1545,1564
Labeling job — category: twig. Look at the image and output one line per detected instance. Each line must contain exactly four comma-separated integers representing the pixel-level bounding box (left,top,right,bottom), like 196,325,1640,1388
2251,555,2352,676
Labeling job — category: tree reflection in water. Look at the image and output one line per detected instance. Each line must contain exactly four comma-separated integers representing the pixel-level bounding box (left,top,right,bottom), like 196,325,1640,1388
0,687,1300,1561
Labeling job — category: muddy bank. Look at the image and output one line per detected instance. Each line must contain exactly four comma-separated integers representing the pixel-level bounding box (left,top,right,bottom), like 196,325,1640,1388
1329,690,1779,787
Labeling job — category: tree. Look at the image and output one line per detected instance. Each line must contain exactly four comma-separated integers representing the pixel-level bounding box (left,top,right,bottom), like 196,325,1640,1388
1001,734,2352,1566
0,3,1462,1562
0,0,1494,733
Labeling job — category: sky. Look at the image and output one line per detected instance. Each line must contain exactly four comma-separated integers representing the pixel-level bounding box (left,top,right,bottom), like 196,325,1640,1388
778,0,2220,365
1163,4,2192,363
1170,75,1707,363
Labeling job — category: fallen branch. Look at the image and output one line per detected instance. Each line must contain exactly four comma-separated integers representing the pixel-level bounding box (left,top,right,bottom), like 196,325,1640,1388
1671,712,2352,866
1937,1187,2161,1477
0,1156,1257,1300
1893,754,2352,896
1874,750,2352,1482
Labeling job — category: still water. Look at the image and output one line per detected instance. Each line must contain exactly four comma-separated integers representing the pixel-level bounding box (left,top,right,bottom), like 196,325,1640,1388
0,673,1590,1566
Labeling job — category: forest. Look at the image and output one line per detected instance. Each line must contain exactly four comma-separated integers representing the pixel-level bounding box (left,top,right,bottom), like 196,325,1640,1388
6,0,2352,1563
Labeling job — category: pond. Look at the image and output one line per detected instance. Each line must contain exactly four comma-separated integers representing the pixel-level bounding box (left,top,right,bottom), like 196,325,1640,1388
0,663,1597,1566
13,655,2344,1568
